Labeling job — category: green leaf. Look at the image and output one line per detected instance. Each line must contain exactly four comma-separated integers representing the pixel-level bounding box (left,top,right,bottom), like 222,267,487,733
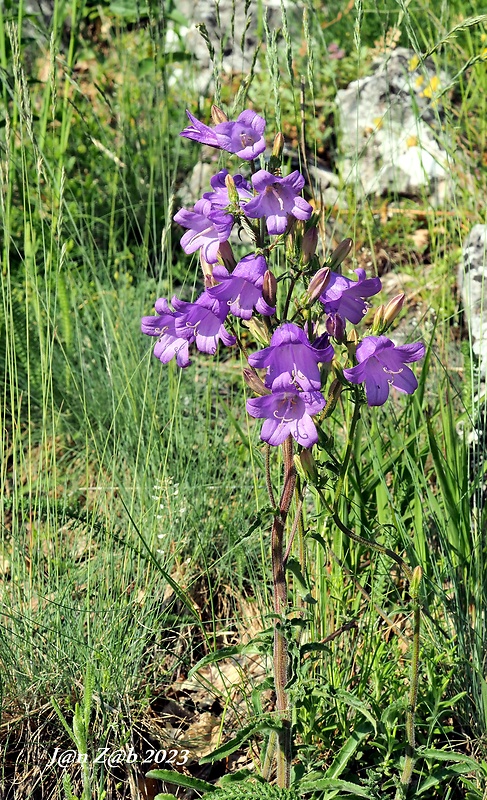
154,795,179,800
137,58,154,78
325,722,374,779
199,719,282,765
419,748,479,769
335,691,378,736
299,777,373,798
146,770,216,793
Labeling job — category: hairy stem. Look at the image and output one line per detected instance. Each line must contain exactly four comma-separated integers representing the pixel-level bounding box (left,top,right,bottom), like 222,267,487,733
272,435,295,787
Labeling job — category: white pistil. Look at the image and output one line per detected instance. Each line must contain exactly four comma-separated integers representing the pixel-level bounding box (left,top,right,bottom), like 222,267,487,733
265,184,285,211
188,225,214,246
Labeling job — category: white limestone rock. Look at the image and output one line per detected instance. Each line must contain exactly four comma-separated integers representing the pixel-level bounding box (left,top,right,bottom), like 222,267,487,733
336,47,452,202
459,225,487,376
175,0,288,91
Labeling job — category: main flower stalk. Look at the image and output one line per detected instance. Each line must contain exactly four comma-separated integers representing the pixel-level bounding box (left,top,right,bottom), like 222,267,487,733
271,435,295,788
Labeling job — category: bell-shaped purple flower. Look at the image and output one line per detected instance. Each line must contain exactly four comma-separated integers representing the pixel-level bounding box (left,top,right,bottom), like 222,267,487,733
248,322,334,392
141,298,191,368
173,292,236,355
206,254,275,320
343,335,425,406
246,389,325,447
319,268,382,326
173,199,234,264
244,170,313,235
180,109,267,160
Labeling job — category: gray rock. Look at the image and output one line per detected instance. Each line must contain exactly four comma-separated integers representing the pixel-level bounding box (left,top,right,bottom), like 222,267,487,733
176,0,290,91
336,47,452,202
459,225,487,376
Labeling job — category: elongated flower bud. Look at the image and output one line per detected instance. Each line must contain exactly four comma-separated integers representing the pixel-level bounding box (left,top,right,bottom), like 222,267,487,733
244,316,270,345
371,303,385,335
243,368,271,396
326,313,346,341
200,250,215,285
302,226,318,264
383,293,405,327
218,240,237,270
299,448,319,484
211,105,228,124
262,270,277,307
347,327,359,345
272,132,284,160
305,267,330,306
225,173,240,205
410,565,422,598
293,454,306,482
328,238,353,270
268,132,285,174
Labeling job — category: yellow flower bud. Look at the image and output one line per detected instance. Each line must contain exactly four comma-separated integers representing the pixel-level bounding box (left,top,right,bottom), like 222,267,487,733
211,105,228,124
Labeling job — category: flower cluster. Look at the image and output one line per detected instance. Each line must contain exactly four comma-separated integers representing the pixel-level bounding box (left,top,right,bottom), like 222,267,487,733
142,105,425,447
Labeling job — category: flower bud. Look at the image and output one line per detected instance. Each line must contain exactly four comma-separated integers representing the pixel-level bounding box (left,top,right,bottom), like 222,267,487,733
262,270,277,308
371,303,385,335
293,453,307,482
299,448,319,485
324,378,343,416
328,238,353,270
347,328,359,345
383,293,405,328
211,105,228,124
268,132,285,174
410,565,422,598
243,368,270,396
218,240,237,270
199,250,215,285
225,173,240,206
272,132,284,160
326,313,346,342
244,316,270,345
302,227,318,264
305,267,330,306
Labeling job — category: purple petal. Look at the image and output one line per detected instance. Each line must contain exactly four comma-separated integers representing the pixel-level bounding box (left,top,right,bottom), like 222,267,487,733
180,110,220,147
290,413,319,447
393,342,426,362
364,360,390,406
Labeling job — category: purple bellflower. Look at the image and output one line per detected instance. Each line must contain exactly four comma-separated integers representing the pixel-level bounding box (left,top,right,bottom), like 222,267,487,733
173,199,234,264
248,322,334,392
172,292,236,355
141,298,191,368
246,390,325,447
319,268,382,327
180,109,266,160
244,170,313,235
206,254,275,319
343,335,425,406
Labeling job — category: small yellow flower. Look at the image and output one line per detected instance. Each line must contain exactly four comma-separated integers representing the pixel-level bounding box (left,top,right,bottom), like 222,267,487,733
414,75,424,88
406,136,418,147
423,75,440,98
373,116,384,130
409,54,420,71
